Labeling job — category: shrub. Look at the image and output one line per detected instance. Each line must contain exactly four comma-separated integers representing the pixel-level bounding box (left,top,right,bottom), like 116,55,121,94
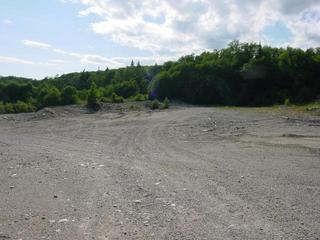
100,97,111,103
134,94,147,101
4,103,15,113
42,87,61,107
111,92,124,103
87,82,99,109
0,102,5,114
113,81,138,98
162,97,170,109
284,98,291,106
77,89,88,101
14,101,29,113
149,100,159,110
0,101,35,114
103,85,114,97
61,86,78,105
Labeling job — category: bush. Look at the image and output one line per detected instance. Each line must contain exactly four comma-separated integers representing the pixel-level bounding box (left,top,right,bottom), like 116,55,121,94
284,98,291,106
42,87,61,107
87,82,99,109
100,97,111,103
14,101,34,113
111,92,124,103
61,86,78,105
103,85,114,97
77,89,88,101
149,100,159,110
134,94,147,101
113,81,138,98
162,97,170,109
4,103,15,113
0,102,5,114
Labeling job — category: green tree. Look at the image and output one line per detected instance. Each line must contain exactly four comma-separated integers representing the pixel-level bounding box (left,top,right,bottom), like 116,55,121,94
87,81,99,109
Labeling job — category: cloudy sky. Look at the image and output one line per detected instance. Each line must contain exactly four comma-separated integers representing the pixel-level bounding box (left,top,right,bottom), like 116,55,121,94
0,0,320,79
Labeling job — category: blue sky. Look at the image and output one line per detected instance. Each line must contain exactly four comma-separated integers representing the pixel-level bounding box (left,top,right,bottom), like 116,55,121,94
0,0,319,79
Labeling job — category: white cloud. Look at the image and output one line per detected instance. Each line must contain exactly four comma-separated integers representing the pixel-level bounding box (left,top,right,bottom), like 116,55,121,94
0,55,34,65
80,54,123,66
53,48,68,54
66,0,320,55
48,59,69,64
22,40,52,49
2,19,13,25
21,40,124,68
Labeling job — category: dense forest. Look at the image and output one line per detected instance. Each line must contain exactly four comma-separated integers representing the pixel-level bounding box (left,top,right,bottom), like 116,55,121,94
0,41,320,114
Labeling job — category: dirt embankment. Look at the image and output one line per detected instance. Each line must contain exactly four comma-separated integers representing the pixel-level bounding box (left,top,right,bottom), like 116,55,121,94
0,103,319,240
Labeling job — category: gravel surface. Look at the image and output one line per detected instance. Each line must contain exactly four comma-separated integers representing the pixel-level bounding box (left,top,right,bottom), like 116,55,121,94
0,103,319,240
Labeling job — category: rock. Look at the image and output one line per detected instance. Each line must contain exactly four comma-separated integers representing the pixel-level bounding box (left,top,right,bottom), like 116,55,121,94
133,200,142,204
53,195,58,199
9,186,14,189
143,221,149,226
0,235,11,239
58,219,68,223
41,216,46,220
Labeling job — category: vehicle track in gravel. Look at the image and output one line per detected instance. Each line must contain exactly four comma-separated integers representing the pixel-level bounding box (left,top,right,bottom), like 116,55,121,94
0,104,319,239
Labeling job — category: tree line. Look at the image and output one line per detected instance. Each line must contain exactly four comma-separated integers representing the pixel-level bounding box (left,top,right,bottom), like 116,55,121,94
0,41,319,114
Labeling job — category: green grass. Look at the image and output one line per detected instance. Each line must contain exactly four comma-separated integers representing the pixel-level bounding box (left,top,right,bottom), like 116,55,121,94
221,101,320,116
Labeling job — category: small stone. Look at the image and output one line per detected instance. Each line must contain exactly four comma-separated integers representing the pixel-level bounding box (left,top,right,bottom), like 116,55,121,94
143,221,149,226
9,186,14,189
53,195,58,199
58,218,68,223
41,216,46,220
133,200,142,204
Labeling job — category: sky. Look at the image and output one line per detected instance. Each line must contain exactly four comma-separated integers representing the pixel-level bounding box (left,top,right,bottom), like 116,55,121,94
0,0,320,79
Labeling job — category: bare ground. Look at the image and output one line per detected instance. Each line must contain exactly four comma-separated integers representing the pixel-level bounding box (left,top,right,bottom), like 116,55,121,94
0,103,319,240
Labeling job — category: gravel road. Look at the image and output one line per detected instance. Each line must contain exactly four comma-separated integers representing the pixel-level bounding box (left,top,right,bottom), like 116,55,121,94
0,104,319,240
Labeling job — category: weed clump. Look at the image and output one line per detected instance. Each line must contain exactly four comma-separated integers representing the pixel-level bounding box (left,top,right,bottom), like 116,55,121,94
149,100,159,110
111,92,124,103
162,97,170,109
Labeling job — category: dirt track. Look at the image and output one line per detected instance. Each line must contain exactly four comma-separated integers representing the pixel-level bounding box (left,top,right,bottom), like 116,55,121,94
0,103,320,240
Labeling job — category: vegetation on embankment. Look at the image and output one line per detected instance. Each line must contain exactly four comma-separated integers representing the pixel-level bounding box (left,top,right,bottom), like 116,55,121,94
0,41,319,114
